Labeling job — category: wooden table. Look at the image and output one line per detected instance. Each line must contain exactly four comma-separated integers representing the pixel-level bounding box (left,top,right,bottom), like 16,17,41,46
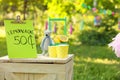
0,54,74,80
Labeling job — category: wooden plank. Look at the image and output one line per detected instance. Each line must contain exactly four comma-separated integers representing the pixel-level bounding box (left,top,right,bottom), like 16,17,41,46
0,54,74,80
50,74,57,80
40,74,56,80
28,73,34,80
14,73,25,80
15,73,36,80
0,63,65,74
5,72,20,80
57,73,66,80
46,74,56,80
0,66,9,72
65,59,73,80
69,60,73,80
0,54,74,64
34,73,40,80
24,73,29,80
57,59,73,80
0,72,4,80
34,73,46,80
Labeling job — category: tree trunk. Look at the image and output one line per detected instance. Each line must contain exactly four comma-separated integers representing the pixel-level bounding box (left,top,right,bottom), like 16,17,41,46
23,0,27,20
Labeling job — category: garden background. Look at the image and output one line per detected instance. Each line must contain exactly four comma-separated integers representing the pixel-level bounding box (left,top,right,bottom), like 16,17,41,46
0,0,120,80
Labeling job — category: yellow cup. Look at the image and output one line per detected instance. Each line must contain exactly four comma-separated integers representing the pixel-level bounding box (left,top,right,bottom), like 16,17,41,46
56,45,69,58
48,46,57,58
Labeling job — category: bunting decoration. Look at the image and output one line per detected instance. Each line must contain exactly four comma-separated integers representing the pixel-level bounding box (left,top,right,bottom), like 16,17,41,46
107,10,112,15
80,20,84,30
45,21,48,30
94,16,101,26
103,10,106,14
112,12,115,16
118,18,120,29
93,0,97,8
81,3,115,16
69,23,74,35
92,8,97,12
82,3,88,8
54,23,58,33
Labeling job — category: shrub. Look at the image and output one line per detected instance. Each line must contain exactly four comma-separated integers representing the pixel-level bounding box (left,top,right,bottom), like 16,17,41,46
78,29,117,46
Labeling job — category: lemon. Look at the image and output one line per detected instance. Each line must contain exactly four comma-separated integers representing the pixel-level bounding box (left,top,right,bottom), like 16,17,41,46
54,35,68,43
59,35,68,42
54,36,61,43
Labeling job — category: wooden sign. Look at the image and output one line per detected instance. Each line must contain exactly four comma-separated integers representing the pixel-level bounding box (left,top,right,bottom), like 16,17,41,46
4,20,37,58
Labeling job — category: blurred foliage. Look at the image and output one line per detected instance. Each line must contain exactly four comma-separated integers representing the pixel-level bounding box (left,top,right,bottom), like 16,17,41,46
79,14,118,46
78,29,117,46
0,0,120,45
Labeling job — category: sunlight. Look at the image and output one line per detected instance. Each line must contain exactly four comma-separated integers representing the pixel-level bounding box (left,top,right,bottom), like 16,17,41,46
0,27,5,38
75,56,120,64
110,0,114,3
93,58,119,64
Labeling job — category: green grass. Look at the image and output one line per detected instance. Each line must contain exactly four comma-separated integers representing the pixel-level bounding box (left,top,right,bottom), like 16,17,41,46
0,38,7,57
69,44,120,80
0,37,120,80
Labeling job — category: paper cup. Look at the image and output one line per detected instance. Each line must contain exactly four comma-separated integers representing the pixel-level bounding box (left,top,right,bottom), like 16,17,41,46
56,45,69,58
48,46,57,58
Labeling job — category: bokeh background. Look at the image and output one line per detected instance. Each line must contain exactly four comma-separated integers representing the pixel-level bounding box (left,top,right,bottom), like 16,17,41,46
1,0,120,80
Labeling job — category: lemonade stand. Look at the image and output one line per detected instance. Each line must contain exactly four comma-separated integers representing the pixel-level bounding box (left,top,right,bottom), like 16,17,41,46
0,17,73,80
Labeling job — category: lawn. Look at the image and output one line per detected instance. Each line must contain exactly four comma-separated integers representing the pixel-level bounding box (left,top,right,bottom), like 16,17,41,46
0,38,7,57
69,44,120,80
0,36,120,80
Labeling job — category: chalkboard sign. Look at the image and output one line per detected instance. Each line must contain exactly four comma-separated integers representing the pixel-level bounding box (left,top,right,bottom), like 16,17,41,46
4,20,37,58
